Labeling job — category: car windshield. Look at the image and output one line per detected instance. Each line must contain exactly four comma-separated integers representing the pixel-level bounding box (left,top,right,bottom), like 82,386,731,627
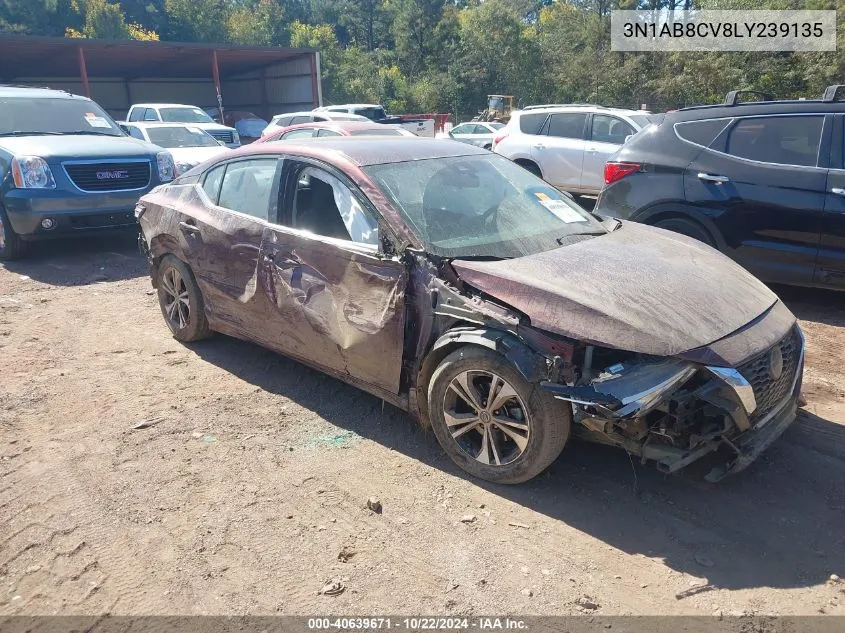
147,126,219,148
350,128,403,136
364,153,606,258
0,97,123,136
160,107,215,123
353,107,388,121
630,114,663,128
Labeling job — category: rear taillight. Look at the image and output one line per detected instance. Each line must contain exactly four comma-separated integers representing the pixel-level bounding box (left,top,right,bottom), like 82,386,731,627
604,161,641,185
493,132,509,147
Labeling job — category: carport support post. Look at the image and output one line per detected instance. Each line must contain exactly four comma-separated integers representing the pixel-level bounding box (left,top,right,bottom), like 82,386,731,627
77,46,91,98
211,49,224,119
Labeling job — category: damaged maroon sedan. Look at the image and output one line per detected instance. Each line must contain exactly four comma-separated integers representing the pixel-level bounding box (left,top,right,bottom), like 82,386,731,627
136,137,804,484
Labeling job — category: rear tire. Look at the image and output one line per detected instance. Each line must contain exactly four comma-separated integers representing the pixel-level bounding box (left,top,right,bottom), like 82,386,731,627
156,255,212,342
0,206,28,261
515,160,542,179
653,217,714,247
427,346,571,484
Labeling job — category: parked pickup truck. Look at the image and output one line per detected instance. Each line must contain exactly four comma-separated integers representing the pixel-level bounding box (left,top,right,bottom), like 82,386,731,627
0,86,177,260
313,104,436,137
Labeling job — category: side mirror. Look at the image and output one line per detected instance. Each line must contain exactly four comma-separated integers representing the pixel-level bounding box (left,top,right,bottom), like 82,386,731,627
218,140,227,146
118,124,130,134
624,134,634,143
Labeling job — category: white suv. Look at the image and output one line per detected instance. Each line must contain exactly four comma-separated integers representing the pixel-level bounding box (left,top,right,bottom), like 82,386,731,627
493,105,658,195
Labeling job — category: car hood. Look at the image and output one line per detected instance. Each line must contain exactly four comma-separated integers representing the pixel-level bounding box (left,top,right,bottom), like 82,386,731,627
0,135,159,161
451,222,779,357
168,146,229,165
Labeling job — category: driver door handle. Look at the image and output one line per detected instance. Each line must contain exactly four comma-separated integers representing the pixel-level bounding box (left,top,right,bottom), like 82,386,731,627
698,172,730,184
831,187,845,196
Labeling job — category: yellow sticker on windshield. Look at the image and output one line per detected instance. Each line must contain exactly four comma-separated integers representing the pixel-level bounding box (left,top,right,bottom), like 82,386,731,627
535,192,551,201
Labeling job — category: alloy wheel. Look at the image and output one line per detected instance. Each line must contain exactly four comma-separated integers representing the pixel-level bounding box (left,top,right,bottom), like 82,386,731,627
161,266,190,330
442,370,531,466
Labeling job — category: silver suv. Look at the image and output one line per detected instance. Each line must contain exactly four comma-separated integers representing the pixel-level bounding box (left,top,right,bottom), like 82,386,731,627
493,105,659,195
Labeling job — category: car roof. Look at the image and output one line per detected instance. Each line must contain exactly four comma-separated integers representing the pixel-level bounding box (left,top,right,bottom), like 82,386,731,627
514,105,646,117
283,121,397,133
0,85,86,100
669,99,845,122
126,122,207,128
242,137,488,166
317,103,382,110
133,103,199,109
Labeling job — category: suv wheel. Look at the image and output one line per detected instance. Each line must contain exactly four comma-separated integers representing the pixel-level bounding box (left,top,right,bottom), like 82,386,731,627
0,206,28,261
427,346,571,484
515,160,542,179
654,217,715,247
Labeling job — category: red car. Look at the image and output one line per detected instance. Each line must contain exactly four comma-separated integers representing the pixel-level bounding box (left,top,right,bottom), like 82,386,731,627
257,120,415,143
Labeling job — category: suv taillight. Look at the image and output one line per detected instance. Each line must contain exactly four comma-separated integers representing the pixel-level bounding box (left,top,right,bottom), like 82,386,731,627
493,132,509,147
604,161,641,185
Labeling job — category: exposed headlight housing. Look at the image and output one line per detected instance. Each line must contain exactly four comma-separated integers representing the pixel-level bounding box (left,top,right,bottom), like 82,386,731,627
156,151,176,182
175,161,198,175
11,156,56,189
232,131,240,144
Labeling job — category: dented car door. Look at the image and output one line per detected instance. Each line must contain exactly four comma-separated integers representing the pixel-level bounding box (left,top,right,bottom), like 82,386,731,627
256,162,407,395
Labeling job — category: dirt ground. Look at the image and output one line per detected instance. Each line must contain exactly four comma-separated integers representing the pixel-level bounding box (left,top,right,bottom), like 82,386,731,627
1,233,845,617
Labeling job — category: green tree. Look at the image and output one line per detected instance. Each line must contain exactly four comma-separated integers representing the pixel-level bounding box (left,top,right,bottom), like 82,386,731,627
228,0,288,45
164,0,230,42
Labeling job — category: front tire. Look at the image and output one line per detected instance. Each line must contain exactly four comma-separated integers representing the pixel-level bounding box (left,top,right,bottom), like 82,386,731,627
0,206,28,261
156,255,211,342
427,346,571,484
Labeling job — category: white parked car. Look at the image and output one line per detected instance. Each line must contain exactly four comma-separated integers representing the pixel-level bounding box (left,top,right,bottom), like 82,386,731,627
261,111,369,138
121,123,230,174
126,103,240,148
493,105,659,195
443,121,505,149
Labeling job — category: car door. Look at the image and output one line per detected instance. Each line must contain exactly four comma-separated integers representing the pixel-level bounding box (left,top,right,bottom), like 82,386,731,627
818,114,845,288
581,114,635,193
531,112,588,191
180,156,283,336
684,114,826,286
256,160,407,395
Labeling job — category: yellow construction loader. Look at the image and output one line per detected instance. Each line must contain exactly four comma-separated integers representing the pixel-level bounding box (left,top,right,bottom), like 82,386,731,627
474,95,514,124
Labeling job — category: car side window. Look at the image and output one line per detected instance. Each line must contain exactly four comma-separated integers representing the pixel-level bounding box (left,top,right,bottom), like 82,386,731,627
126,125,145,140
317,129,342,137
452,124,470,134
274,116,292,127
281,128,315,139
216,158,279,221
290,115,311,125
546,113,587,140
726,116,824,167
591,115,634,144
674,118,732,147
201,164,226,204
127,109,140,122
143,108,159,122
518,113,547,135
291,166,379,246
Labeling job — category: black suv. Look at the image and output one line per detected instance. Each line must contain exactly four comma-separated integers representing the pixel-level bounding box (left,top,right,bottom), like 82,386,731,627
594,87,845,290
0,86,176,260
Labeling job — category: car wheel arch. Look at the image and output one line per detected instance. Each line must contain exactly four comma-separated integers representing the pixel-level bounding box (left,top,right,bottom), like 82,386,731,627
147,234,190,287
633,204,724,250
413,326,549,427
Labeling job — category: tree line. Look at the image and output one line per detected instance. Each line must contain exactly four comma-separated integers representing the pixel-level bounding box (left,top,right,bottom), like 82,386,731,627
2,0,844,120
